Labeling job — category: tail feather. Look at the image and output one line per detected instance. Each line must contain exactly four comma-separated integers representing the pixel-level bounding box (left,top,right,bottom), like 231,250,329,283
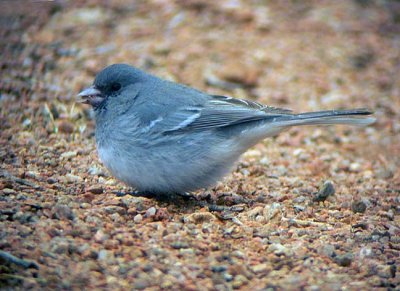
273,108,375,127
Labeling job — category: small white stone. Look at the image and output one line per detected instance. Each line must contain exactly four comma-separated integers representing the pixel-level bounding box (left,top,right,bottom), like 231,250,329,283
134,214,143,223
359,247,373,259
243,149,261,158
268,243,291,256
65,173,82,183
350,162,361,172
61,151,77,159
145,207,156,217
241,169,250,176
293,148,304,156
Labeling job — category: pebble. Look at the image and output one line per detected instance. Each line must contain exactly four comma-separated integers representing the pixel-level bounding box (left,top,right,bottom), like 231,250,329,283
263,203,282,221
58,121,74,133
145,207,156,218
134,214,143,223
376,264,396,278
359,247,373,259
47,177,57,184
211,265,228,273
160,275,177,288
170,241,189,249
268,243,291,256
293,195,306,203
259,157,269,165
13,211,35,223
247,206,263,220
65,173,83,183
241,169,250,176
255,215,265,223
293,205,306,212
97,249,110,261
61,151,77,159
52,204,74,220
3,188,16,195
105,179,118,186
87,186,103,194
379,209,394,220
232,274,248,288
313,180,335,202
351,200,367,213
25,171,40,179
93,230,107,243
179,248,194,255
254,7,272,30
80,203,91,209
88,166,106,176
349,162,361,172
243,149,261,158
231,250,245,259
251,263,270,273
376,169,394,179
80,193,96,203
22,118,31,128
319,244,335,257
111,213,124,223
103,206,125,215
224,273,234,282
50,238,70,254
334,253,353,267
133,278,151,290
16,193,27,201
184,212,216,224
62,7,111,26
293,148,304,156
211,63,260,89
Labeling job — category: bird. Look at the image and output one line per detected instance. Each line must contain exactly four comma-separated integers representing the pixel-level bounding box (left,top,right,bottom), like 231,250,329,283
78,64,375,196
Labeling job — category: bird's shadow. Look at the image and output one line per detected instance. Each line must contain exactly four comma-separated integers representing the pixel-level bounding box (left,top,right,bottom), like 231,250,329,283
113,190,249,212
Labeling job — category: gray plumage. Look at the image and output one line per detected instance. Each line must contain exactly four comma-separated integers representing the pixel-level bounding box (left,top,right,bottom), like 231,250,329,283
78,64,375,194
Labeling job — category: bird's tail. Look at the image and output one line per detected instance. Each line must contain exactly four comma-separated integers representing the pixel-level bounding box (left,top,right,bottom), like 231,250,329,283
273,108,375,127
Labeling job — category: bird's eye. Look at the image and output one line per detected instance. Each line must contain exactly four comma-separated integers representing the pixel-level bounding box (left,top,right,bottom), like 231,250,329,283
111,82,121,91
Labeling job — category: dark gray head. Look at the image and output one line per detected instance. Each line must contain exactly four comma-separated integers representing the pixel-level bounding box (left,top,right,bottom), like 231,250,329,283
78,64,150,109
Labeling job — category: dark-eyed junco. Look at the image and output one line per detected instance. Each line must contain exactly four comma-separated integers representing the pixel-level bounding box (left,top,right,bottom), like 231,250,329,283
78,64,375,195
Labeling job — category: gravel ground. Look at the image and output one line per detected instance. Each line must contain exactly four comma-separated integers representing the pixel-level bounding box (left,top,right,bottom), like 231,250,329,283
1,1,399,290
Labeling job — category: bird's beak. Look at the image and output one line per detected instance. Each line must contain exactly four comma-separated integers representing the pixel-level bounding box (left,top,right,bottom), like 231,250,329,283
77,86,105,107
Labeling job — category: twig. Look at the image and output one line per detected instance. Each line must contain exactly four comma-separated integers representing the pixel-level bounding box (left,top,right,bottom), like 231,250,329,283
282,217,332,228
0,251,39,269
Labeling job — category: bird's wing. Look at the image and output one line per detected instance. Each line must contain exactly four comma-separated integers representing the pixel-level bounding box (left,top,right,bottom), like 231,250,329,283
152,95,292,134
208,95,292,114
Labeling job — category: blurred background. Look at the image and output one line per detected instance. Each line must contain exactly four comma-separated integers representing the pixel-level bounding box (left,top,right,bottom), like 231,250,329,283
1,3,399,113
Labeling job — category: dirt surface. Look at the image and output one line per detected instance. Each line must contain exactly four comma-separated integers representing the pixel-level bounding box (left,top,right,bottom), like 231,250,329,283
1,1,399,290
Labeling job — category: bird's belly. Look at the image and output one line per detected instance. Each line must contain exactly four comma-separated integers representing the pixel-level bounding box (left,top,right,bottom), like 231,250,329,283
97,140,240,194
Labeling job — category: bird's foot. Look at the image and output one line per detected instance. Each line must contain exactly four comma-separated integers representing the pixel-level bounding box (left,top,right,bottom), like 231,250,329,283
113,190,246,212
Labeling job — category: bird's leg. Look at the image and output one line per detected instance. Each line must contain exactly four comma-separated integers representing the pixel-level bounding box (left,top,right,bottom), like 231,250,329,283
113,190,244,212
177,191,246,212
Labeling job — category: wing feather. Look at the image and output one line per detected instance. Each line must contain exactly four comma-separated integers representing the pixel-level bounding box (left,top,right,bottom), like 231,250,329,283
158,95,291,134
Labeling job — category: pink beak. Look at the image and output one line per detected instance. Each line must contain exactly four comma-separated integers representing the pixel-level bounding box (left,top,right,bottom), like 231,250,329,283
78,86,105,107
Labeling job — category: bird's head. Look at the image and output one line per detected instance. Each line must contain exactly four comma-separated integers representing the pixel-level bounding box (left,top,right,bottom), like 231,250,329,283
78,63,148,110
